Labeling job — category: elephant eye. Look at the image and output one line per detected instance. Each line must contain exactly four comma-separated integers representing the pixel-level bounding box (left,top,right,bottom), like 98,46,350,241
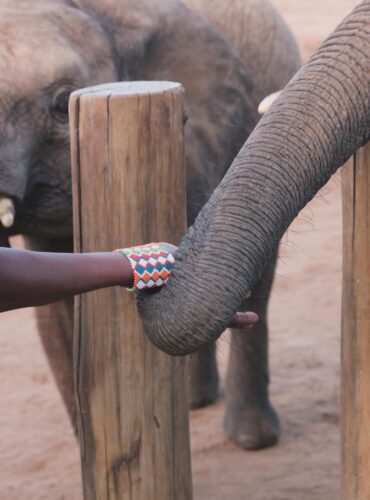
52,91,71,122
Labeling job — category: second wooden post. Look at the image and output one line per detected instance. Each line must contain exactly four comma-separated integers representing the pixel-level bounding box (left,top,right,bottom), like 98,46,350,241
70,82,193,500
342,143,370,500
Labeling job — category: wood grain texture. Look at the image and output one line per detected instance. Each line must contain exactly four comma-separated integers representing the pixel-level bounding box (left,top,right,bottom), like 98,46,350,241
70,82,192,500
341,143,370,500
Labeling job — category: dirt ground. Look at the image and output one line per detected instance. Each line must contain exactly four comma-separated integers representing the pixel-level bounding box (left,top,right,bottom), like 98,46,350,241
0,1,356,499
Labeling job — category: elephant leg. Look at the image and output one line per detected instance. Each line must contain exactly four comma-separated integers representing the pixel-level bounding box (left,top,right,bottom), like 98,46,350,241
24,236,77,433
224,250,279,450
187,342,219,409
35,298,77,432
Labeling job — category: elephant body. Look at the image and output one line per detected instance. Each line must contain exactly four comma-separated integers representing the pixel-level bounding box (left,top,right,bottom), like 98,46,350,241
0,0,300,449
139,0,370,368
187,0,300,103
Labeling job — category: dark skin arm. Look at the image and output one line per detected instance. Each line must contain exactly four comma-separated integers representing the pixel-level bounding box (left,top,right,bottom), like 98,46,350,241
0,248,132,312
0,246,258,328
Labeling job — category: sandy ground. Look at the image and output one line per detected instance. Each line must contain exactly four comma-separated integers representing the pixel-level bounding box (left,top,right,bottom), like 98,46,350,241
0,1,356,499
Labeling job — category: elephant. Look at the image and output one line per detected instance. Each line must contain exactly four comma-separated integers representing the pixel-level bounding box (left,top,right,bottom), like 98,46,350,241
0,0,300,450
139,0,370,378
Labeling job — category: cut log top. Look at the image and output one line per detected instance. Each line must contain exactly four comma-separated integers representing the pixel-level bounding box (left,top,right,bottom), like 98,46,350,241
71,81,183,98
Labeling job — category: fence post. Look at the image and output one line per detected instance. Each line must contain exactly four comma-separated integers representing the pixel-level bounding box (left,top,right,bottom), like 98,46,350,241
341,142,370,500
70,82,193,500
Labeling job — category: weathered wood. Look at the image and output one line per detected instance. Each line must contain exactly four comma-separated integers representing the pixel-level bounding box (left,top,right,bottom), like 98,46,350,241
70,81,192,500
341,142,370,500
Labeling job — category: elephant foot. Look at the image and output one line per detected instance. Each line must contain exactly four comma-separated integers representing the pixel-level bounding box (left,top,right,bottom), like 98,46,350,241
224,401,280,450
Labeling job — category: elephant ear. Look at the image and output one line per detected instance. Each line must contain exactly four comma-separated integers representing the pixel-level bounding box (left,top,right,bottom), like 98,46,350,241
71,0,257,223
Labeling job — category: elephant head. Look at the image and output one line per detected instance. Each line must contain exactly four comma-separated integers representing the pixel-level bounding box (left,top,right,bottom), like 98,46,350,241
139,0,370,355
0,0,256,243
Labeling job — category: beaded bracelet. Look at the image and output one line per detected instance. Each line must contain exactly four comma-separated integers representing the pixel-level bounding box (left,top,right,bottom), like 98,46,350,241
115,243,175,291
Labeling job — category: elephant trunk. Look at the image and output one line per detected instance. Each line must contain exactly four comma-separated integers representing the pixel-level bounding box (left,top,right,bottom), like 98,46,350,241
138,1,370,356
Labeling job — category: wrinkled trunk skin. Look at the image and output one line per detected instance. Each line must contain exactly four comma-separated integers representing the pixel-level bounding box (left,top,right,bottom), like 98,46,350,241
139,1,370,355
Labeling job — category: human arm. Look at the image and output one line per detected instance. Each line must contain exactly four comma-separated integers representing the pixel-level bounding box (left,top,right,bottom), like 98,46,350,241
0,248,132,312
0,245,259,329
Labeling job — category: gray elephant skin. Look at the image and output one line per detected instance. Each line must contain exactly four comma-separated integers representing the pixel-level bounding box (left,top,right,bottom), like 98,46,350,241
139,0,370,409
0,0,300,450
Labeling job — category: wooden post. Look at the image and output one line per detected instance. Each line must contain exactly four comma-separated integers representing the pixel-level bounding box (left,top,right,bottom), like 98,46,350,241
341,142,370,500
70,82,193,500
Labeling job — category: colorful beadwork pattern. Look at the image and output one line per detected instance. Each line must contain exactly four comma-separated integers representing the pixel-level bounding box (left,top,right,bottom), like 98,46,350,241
117,243,175,291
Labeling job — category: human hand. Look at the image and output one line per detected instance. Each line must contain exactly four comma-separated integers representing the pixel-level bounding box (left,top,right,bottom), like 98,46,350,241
229,310,259,329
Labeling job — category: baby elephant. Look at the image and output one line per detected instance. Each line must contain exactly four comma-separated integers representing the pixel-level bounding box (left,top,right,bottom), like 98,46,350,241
0,0,300,449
